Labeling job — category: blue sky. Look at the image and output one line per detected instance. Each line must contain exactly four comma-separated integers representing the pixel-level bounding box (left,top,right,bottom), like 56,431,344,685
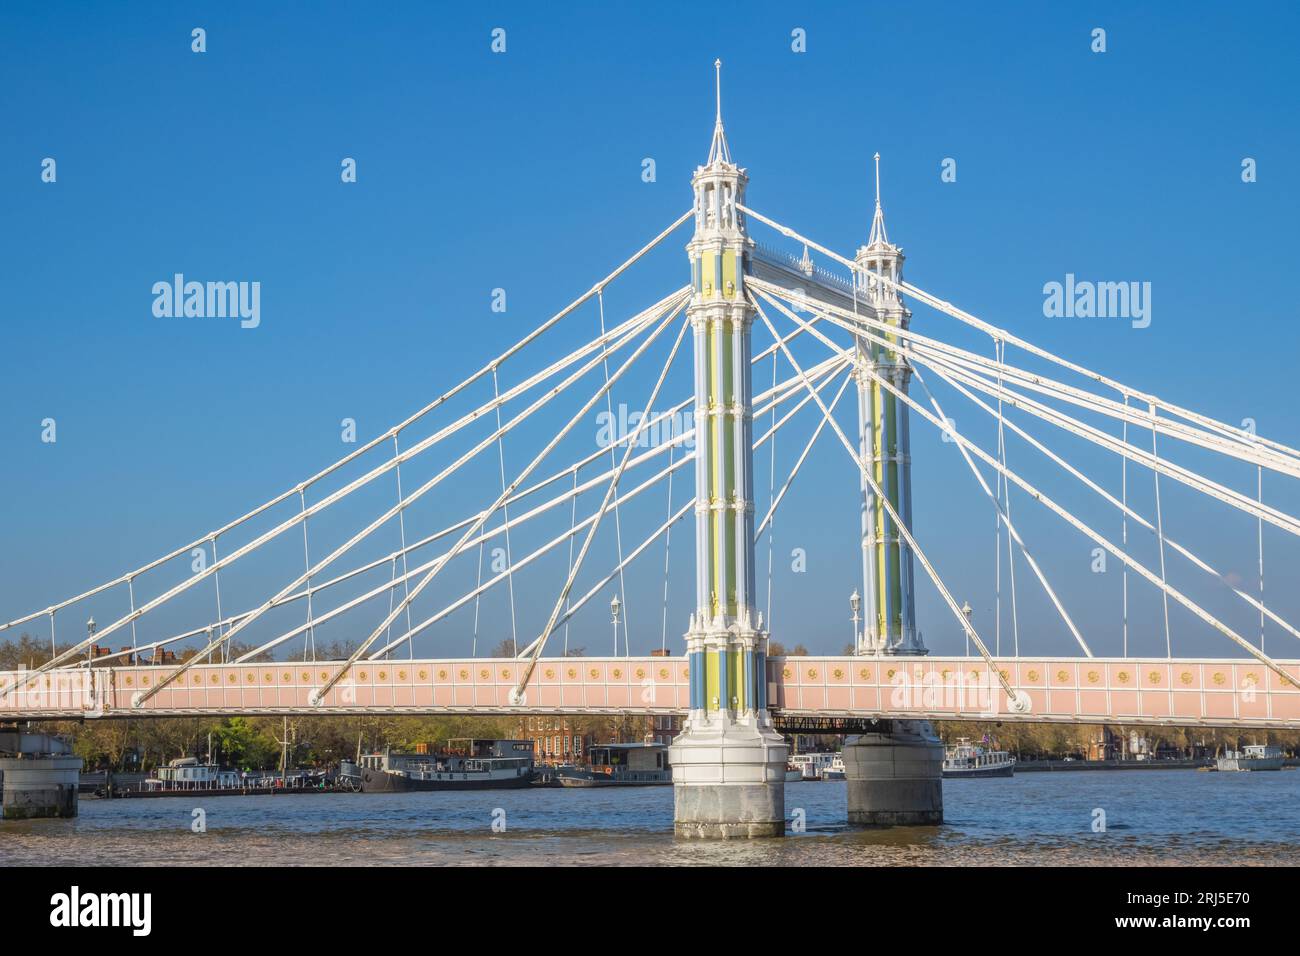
2,2,1298,662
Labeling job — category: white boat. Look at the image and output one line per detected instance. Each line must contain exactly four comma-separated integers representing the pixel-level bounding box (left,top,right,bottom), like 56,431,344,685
821,755,846,780
943,738,1015,778
1216,744,1284,772
788,752,839,781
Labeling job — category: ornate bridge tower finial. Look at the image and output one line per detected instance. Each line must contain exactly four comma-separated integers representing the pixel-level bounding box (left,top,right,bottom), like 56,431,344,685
707,58,731,167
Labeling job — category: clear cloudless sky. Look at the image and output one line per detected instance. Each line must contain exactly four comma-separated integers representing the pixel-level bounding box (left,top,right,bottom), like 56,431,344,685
2,2,1298,661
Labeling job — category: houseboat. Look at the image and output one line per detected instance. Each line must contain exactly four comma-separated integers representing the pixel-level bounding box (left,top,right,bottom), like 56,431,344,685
143,757,241,792
555,742,672,787
1216,744,1284,772
358,739,535,792
942,738,1015,778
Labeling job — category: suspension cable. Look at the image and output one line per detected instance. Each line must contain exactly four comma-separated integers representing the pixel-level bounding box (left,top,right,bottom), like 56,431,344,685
737,204,1300,467
915,350,1300,650
751,293,1023,708
492,367,519,656
310,300,687,704
758,283,1300,653
1151,404,1173,658
996,338,1020,657
780,282,1300,660
1,210,696,639
75,351,842,670
511,313,691,697
390,434,414,660
379,374,816,665
597,288,631,655
766,347,778,633
564,467,578,656
809,316,1300,690
756,287,1092,658
299,488,317,663
211,536,226,663
128,292,686,705
659,438,675,655
1122,393,1130,657
33,296,674,675
754,369,854,540
1258,464,1266,652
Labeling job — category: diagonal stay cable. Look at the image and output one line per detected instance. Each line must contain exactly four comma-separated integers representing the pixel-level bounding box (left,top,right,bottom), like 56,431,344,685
123,291,688,708
2,210,696,639
303,299,689,706
750,291,1025,710
31,288,684,682
510,312,692,700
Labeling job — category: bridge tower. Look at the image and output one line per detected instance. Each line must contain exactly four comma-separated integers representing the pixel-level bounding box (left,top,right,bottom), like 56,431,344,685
667,61,788,838
842,155,944,824
853,155,923,658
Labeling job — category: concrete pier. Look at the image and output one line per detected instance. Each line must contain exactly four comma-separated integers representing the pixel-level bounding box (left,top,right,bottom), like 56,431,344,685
670,718,787,838
0,729,83,819
843,719,943,826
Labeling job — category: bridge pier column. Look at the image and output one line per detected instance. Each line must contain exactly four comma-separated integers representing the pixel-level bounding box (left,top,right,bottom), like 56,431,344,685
0,729,82,819
671,713,787,839
843,719,943,826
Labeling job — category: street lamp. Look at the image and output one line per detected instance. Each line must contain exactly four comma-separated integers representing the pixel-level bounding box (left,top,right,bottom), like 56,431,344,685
960,601,972,657
86,616,97,665
610,594,622,656
849,589,861,653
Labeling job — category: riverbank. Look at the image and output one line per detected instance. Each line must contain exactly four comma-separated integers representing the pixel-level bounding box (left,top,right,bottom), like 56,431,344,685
1014,757,1300,772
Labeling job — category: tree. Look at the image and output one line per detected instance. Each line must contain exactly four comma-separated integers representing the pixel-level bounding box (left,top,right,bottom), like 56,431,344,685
212,717,277,770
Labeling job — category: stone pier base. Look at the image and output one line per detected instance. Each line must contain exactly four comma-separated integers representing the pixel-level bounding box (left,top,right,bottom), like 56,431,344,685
0,729,83,820
843,720,943,826
669,717,788,838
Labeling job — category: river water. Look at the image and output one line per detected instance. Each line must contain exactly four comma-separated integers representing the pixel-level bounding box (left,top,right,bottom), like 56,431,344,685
3,770,1298,866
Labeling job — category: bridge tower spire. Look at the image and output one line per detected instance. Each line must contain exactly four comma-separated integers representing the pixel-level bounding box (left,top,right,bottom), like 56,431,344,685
853,153,923,657
668,59,788,839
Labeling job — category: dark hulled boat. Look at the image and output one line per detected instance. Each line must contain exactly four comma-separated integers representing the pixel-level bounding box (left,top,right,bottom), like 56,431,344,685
555,742,672,787
359,739,535,792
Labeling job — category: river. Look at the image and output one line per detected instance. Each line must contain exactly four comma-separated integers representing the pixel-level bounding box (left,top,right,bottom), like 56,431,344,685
3,770,1298,866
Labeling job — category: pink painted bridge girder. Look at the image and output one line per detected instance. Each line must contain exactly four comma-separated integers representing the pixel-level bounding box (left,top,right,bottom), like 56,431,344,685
2,656,1298,730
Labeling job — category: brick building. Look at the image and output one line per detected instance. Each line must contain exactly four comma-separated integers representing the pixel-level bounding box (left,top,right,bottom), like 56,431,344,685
517,714,683,765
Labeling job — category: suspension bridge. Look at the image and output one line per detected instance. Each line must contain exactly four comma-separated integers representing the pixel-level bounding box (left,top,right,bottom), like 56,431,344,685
3,62,1298,832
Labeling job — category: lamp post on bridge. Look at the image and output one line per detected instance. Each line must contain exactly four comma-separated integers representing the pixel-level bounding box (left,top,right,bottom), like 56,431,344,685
609,594,622,657
962,601,973,657
850,589,862,653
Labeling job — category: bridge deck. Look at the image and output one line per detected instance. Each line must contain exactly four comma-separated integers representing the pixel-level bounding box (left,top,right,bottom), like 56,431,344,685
2,656,1297,729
